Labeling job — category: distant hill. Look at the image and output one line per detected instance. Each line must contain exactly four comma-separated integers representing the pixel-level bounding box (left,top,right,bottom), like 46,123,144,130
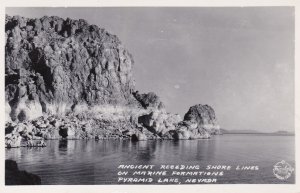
220,129,294,136
220,129,261,134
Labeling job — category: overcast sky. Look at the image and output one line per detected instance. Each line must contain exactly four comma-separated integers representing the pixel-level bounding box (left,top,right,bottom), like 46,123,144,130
6,7,295,132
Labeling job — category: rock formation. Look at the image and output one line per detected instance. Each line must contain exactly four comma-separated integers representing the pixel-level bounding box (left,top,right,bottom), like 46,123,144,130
5,15,137,122
175,104,221,139
184,104,221,134
138,110,182,139
5,15,221,144
136,104,220,140
5,160,41,185
133,91,165,110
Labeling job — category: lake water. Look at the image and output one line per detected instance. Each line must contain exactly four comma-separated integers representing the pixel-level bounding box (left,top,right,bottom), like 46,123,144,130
5,134,295,184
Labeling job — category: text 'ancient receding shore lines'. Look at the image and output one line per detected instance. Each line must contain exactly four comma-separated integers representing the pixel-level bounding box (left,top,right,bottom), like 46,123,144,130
117,164,259,184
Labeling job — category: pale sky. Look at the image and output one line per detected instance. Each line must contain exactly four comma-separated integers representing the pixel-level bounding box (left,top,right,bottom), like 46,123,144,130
6,7,295,132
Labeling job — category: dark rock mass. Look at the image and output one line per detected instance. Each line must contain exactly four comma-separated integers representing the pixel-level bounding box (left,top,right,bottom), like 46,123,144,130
5,15,137,122
133,91,165,110
5,159,41,185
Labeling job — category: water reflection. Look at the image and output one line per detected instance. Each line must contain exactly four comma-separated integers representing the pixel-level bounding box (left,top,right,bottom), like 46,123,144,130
133,141,158,162
5,135,295,184
195,139,216,161
59,139,68,149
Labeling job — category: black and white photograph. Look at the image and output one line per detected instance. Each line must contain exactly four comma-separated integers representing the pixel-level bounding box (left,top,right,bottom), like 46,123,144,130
2,2,299,192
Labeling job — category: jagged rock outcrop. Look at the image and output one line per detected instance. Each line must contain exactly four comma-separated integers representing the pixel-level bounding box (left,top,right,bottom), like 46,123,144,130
173,104,221,139
137,110,181,138
5,160,41,185
183,104,220,134
5,15,137,121
137,104,220,140
174,120,211,140
133,91,165,110
5,121,47,148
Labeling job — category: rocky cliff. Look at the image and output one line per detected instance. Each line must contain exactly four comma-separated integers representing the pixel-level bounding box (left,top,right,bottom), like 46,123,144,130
5,15,220,145
5,15,137,122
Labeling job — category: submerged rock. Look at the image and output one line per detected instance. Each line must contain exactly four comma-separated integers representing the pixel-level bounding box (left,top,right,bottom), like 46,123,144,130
5,159,41,185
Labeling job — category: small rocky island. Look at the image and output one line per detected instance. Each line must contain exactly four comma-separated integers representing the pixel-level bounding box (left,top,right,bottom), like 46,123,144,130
5,15,221,148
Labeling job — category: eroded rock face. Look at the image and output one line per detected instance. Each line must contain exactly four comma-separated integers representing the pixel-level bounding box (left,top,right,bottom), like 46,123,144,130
136,104,220,140
184,104,219,128
5,15,137,121
176,104,221,139
175,121,211,139
138,110,181,138
5,121,47,148
133,91,165,110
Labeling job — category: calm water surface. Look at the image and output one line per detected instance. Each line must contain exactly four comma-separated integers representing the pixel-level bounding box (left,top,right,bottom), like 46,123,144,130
5,134,295,184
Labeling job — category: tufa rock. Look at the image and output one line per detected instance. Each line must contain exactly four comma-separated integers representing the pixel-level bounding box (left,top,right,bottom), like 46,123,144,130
183,104,220,134
5,15,137,121
5,15,221,142
138,110,181,137
171,104,220,139
133,91,165,110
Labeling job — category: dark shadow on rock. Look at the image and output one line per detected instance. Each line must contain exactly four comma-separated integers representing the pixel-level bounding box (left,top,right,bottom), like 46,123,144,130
131,134,139,142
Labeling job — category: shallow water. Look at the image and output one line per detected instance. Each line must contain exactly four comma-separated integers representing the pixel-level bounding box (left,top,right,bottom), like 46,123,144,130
5,134,295,184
